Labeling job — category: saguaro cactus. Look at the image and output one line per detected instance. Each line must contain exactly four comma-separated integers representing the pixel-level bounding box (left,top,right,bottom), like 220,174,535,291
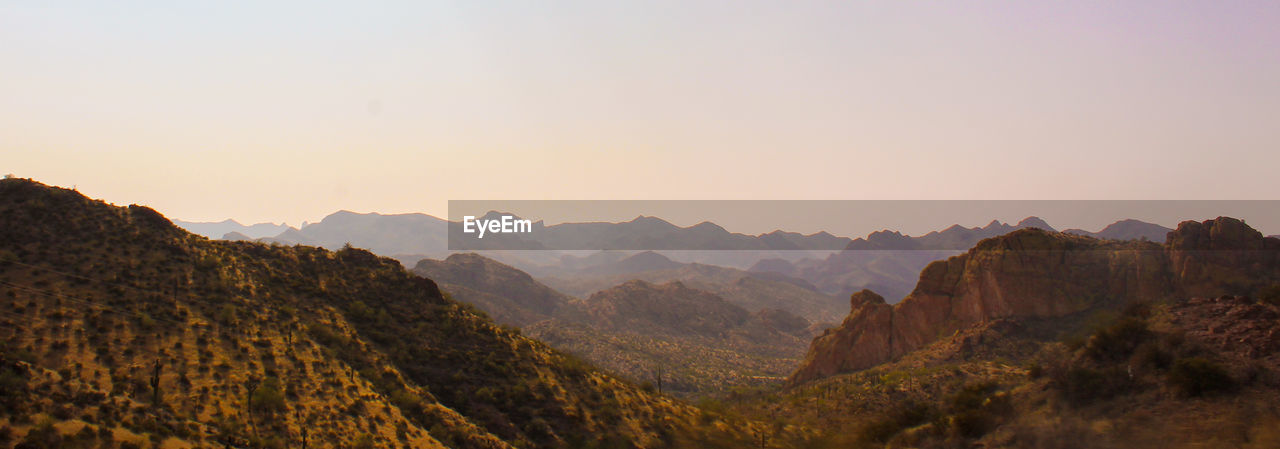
150,359,162,407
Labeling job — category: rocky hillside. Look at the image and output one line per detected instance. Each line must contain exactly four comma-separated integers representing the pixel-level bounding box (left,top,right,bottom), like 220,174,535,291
733,291,1280,449
790,219,1280,385
0,179,769,449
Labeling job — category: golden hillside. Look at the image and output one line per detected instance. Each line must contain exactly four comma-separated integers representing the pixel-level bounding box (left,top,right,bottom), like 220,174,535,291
0,179,773,449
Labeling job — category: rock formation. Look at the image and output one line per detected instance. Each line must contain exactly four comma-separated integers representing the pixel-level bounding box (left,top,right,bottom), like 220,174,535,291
789,217,1280,385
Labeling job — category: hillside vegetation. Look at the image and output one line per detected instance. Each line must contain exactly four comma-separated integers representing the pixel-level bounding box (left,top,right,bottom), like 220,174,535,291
0,179,776,449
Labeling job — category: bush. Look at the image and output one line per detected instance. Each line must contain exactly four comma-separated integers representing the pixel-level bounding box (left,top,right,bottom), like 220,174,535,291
250,377,287,414
20,419,61,447
1058,366,1131,406
1168,357,1235,397
1083,316,1150,362
353,433,376,449
857,400,937,444
947,382,1012,439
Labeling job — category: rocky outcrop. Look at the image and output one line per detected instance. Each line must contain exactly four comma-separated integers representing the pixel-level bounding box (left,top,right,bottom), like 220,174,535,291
1168,217,1280,297
789,290,897,381
789,217,1280,385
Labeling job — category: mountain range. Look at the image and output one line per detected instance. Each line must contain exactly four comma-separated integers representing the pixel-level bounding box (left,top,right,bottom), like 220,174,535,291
10,178,1280,448
171,219,293,240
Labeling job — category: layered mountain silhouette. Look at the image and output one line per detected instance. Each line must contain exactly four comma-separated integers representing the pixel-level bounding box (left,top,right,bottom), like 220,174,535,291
261,210,450,258
789,217,1280,385
750,217,1179,303
1062,218,1173,241
749,217,1058,302
209,210,852,257
173,218,293,240
0,179,771,448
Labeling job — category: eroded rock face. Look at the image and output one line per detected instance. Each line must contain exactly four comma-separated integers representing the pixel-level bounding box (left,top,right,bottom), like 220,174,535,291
1168,217,1280,297
790,290,895,382
789,218,1280,385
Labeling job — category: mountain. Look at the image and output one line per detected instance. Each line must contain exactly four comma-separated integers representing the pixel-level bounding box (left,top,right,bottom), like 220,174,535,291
527,280,810,396
526,216,852,251
1063,218,1173,241
540,259,847,324
172,218,293,239
407,252,816,395
847,216,1057,251
221,231,253,241
750,217,1062,303
789,217,1280,385
411,253,572,327
580,251,685,276
0,179,770,448
265,210,450,258
559,280,755,337
257,210,852,255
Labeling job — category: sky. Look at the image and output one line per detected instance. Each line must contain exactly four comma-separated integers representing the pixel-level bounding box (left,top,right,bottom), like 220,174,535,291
4,1,1278,229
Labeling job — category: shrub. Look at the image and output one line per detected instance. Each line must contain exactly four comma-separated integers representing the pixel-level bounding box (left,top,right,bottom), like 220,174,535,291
20,419,61,447
250,377,287,414
1168,357,1234,397
353,433,376,449
1083,316,1150,362
857,400,937,444
1058,366,1131,407
947,382,1012,439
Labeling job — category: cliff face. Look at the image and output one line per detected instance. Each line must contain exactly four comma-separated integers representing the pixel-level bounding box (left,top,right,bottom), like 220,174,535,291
1168,216,1280,297
790,218,1280,385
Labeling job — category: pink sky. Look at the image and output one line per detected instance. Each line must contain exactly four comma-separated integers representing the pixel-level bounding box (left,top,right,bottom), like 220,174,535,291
4,2,1278,226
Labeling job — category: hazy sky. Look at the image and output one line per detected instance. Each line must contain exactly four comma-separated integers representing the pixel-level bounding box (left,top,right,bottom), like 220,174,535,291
4,1,1278,227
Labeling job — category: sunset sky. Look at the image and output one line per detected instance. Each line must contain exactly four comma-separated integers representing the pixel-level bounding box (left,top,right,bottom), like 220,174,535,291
4,1,1278,229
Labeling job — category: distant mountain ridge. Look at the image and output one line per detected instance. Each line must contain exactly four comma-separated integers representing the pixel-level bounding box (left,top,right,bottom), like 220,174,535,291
1062,218,1173,241
173,218,293,239
750,217,1177,303
262,210,450,257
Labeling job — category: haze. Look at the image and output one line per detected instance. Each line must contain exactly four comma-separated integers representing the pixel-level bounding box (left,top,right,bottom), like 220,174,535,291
4,1,1278,226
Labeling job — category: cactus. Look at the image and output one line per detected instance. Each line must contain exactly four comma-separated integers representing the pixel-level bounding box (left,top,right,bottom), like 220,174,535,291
150,359,162,407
